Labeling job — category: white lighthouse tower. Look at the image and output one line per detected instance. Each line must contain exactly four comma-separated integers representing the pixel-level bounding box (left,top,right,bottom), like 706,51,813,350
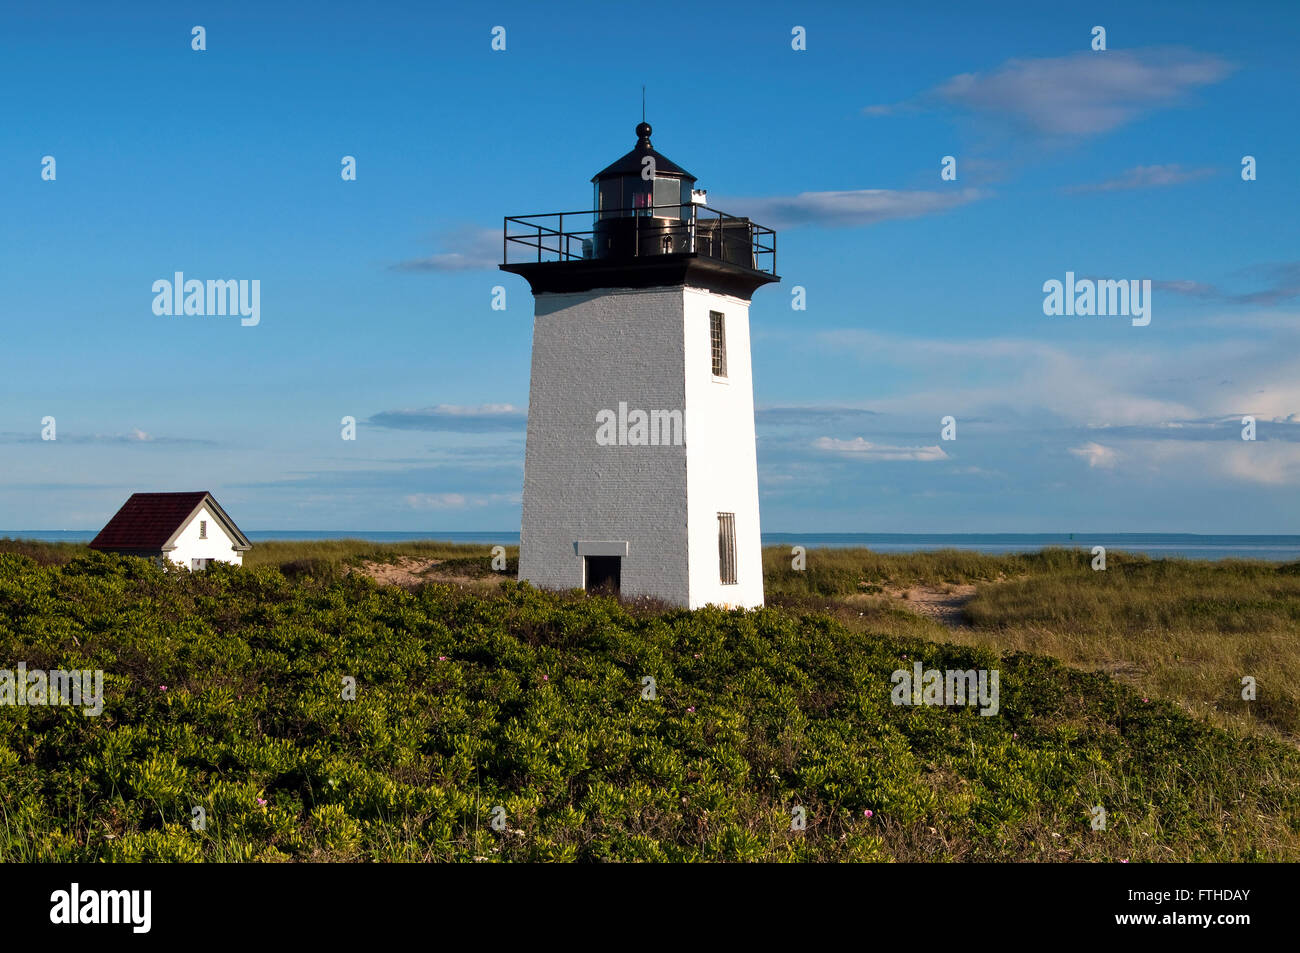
501,121,778,609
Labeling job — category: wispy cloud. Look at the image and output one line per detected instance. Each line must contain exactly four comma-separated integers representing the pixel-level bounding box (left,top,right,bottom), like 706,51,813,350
1140,441,1300,486
1079,416,1300,443
867,49,1233,138
0,429,212,445
390,226,499,272
722,188,987,229
811,327,1300,426
813,437,948,461
369,404,526,433
1155,262,1300,306
757,406,882,428
403,492,520,509
1069,441,1119,469
1066,164,1215,193
1189,308,1300,331
1151,279,1219,299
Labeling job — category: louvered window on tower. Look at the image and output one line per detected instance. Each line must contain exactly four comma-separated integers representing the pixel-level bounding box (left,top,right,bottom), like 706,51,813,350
710,311,727,377
718,512,737,585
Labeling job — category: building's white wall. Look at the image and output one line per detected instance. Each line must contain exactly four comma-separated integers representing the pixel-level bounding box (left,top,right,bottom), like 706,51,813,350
682,287,764,609
519,286,690,604
165,505,243,567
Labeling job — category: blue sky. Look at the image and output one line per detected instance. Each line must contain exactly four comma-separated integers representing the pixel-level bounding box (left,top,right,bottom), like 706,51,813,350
2,0,1298,533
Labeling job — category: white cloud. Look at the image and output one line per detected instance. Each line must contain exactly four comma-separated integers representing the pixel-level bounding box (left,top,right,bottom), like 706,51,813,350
371,404,526,433
810,329,1300,427
403,492,520,509
868,49,1233,138
1221,444,1300,485
1139,441,1300,486
1153,262,1300,307
1066,164,1215,193
391,226,499,272
1069,441,1119,469
719,188,987,229
813,437,948,461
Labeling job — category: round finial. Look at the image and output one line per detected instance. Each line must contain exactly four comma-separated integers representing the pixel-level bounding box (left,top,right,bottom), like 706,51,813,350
636,121,652,141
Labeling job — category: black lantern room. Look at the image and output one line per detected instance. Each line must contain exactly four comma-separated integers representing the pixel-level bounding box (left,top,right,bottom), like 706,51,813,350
592,122,696,222
501,120,778,298
590,122,699,260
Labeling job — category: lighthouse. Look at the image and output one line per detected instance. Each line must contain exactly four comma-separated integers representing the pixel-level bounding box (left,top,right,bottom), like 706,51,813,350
501,121,778,609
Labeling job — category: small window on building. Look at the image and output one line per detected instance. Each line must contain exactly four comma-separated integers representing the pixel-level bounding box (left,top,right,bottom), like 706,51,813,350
710,311,727,378
199,519,207,539
718,512,737,585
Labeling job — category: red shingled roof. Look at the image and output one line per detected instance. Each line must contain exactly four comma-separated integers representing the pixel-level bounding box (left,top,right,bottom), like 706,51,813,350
89,491,249,552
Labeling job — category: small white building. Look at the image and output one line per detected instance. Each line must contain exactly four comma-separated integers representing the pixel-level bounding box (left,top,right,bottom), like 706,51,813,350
89,491,251,569
502,121,778,609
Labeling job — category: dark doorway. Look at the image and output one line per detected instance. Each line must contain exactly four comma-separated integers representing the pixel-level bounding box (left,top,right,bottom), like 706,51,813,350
585,555,621,596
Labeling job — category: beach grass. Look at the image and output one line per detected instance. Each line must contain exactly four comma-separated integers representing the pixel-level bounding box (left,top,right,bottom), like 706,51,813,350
763,546,1300,745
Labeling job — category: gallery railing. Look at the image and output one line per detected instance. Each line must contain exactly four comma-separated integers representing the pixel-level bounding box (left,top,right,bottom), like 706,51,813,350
503,204,776,275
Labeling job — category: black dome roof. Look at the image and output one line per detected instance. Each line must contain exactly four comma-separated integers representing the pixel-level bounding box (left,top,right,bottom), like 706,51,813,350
591,122,695,182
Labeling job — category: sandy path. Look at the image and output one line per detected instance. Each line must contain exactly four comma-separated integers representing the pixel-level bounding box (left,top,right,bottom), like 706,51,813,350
350,557,443,587
887,585,977,628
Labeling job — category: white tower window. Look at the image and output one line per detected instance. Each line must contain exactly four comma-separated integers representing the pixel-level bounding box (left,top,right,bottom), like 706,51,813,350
718,512,737,585
710,311,727,378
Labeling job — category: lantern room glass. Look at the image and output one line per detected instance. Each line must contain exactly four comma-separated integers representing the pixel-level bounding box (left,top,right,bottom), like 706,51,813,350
596,175,689,221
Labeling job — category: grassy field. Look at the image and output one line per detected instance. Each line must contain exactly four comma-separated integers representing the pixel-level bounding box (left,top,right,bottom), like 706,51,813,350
2,538,1297,861
761,546,1300,745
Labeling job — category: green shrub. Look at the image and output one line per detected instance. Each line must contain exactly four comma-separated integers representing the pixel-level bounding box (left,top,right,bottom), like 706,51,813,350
1,550,1297,862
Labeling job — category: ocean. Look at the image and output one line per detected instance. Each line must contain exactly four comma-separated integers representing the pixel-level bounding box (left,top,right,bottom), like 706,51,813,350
8,531,1300,562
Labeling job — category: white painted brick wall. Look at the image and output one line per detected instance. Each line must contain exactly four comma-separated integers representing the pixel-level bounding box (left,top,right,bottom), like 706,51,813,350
683,287,764,609
520,286,690,604
519,282,763,609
